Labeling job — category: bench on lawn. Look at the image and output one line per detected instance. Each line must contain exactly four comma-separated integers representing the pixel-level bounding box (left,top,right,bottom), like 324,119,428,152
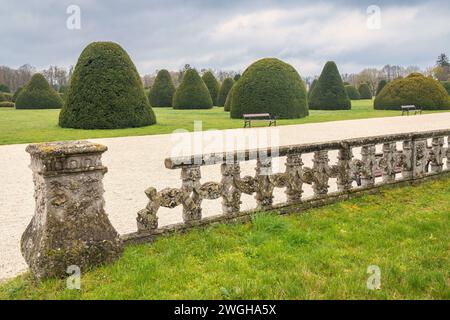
243,113,276,128
401,105,422,116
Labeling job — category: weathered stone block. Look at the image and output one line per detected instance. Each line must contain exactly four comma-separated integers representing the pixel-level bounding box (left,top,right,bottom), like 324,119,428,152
21,141,123,280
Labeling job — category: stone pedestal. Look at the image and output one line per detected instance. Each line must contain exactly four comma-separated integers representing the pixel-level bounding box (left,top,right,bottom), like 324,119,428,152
21,141,123,280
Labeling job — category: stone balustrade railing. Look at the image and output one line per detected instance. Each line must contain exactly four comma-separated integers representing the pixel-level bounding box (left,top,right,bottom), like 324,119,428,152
126,129,450,243
22,129,450,278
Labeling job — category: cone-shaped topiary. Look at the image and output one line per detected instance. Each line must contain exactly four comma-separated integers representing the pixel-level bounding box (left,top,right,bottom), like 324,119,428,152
15,74,63,109
358,83,372,99
12,87,23,102
224,85,235,112
59,42,155,129
217,77,234,107
308,79,317,98
230,58,308,119
308,61,351,110
345,85,360,100
376,80,388,96
441,81,450,95
173,69,213,109
202,71,220,106
374,73,450,110
148,69,175,107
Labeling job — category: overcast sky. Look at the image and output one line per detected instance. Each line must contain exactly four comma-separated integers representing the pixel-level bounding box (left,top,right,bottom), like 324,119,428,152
1,0,449,77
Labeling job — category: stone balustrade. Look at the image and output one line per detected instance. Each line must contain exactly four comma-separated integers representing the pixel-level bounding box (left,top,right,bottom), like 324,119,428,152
127,129,450,243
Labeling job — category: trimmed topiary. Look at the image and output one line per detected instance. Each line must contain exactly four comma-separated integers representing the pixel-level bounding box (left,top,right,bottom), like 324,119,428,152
308,79,317,98
173,69,213,109
374,73,450,110
15,74,63,109
441,81,450,95
12,87,23,102
148,69,175,107
224,85,235,112
0,84,10,93
0,101,14,108
202,71,220,106
230,58,308,119
308,61,351,110
345,85,361,100
59,42,156,129
358,83,372,99
376,80,388,96
217,77,234,107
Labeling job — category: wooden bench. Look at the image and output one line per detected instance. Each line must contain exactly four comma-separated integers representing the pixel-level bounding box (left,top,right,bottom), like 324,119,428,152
243,113,276,128
401,105,422,116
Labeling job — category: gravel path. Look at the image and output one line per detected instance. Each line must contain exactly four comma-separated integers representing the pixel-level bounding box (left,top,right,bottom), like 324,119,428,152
1,113,449,281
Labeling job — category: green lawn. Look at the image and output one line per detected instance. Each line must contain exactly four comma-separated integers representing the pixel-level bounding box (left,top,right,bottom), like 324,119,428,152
1,100,446,146
1,175,449,300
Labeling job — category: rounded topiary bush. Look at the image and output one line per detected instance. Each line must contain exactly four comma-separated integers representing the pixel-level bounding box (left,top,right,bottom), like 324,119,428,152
217,77,234,107
358,83,372,99
0,84,10,93
376,80,388,96
230,58,308,119
308,61,351,110
345,85,360,100
148,69,175,107
15,74,63,109
59,42,156,129
0,101,14,108
441,81,450,95
12,87,23,102
202,71,220,106
308,79,317,98
173,69,213,109
374,73,450,110
224,85,235,112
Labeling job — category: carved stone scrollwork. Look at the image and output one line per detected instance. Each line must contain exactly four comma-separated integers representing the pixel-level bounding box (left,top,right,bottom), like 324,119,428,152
379,143,397,183
181,166,202,223
413,139,429,178
430,137,445,173
359,144,376,187
196,182,223,199
336,145,353,192
398,140,413,179
312,150,331,197
255,158,274,210
285,154,304,204
137,187,160,232
221,163,242,216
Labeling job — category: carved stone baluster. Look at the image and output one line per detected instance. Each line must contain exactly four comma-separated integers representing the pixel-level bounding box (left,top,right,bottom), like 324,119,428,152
360,145,376,187
137,187,160,232
430,137,445,173
400,140,413,179
336,144,353,192
412,139,428,178
181,166,202,223
382,143,397,183
221,162,242,216
255,158,274,210
285,153,304,204
312,150,330,197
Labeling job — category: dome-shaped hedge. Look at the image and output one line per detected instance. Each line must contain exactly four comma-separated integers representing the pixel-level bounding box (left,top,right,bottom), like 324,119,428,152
374,73,450,110
12,87,23,102
148,69,175,107
59,41,156,129
308,61,350,110
230,58,308,119
217,77,234,107
441,81,450,95
345,85,360,100
376,80,387,96
15,74,63,109
202,71,220,106
308,79,317,98
358,83,372,99
173,69,213,109
224,85,235,112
